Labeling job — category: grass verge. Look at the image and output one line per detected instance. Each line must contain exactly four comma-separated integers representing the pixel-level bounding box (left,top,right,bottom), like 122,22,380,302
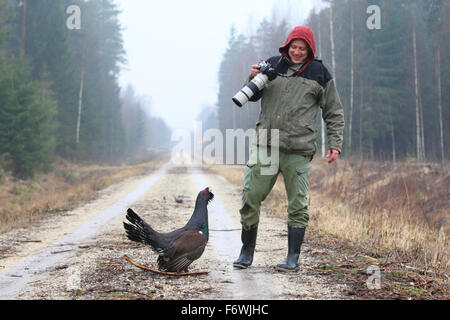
208,159,449,299
0,156,167,234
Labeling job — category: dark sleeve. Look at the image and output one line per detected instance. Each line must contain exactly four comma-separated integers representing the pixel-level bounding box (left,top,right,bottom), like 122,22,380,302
319,66,345,153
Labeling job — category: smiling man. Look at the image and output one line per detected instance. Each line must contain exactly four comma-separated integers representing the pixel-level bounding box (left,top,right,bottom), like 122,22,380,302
233,25,345,272
287,39,310,63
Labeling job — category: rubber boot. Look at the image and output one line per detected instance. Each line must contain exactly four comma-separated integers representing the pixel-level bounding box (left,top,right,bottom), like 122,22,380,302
233,224,258,269
276,226,306,272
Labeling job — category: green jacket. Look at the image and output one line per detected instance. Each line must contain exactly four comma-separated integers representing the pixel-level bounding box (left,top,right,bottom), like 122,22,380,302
248,56,345,156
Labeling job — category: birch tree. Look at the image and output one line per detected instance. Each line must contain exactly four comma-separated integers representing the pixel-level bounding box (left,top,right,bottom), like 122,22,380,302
424,0,446,164
76,68,84,145
348,4,354,155
329,1,337,86
412,15,424,162
436,44,444,164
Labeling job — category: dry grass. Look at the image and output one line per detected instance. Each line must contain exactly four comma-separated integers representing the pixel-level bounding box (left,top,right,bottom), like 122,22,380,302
208,159,449,275
0,156,167,234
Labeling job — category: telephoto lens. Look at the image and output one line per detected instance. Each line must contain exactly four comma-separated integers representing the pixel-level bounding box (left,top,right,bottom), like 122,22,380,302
232,61,276,107
232,73,269,107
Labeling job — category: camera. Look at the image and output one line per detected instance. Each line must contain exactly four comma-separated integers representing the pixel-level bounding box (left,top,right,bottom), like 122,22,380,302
232,61,277,107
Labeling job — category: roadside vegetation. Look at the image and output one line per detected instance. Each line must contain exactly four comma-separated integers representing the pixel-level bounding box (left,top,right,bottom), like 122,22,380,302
0,156,166,234
208,159,449,299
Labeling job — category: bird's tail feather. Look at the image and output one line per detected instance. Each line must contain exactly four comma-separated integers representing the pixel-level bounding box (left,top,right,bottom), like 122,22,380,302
123,209,161,250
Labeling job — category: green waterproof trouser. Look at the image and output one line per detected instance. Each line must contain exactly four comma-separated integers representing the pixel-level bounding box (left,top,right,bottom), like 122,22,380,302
240,146,312,230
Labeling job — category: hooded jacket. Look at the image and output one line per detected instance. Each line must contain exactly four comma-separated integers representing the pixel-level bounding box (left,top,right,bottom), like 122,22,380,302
247,26,345,156
279,25,316,63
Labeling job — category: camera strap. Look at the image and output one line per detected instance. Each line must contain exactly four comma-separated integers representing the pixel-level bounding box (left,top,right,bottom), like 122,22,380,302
291,62,310,77
277,62,310,78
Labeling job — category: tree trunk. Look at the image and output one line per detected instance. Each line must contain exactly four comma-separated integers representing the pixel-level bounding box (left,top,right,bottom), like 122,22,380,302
369,81,374,160
370,138,374,161
390,107,396,163
76,67,84,145
76,34,88,148
348,5,354,155
20,0,26,58
419,98,426,162
436,45,444,164
359,75,363,161
317,10,326,158
329,2,337,86
412,17,423,162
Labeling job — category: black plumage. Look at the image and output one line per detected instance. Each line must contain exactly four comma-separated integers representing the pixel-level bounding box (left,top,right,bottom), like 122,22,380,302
123,187,214,272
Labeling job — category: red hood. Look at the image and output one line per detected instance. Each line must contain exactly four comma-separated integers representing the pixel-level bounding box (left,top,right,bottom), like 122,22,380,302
279,26,316,63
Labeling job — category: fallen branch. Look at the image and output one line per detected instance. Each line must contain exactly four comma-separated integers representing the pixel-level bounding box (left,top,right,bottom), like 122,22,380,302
18,240,42,243
55,265,69,270
356,254,378,262
335,264,354,268
400,263,435,275
51,249,73,255
123,255,208,277
315,269,334,273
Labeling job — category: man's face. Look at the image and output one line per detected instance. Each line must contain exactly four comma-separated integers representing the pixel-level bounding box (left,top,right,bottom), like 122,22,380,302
288,39,309,63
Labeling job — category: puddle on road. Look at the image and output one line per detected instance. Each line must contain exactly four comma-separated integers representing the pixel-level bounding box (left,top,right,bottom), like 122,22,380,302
0,166,168,300
190,167,279,300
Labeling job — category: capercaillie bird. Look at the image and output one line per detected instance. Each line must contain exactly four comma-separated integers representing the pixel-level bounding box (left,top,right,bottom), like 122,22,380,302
123,187,214,272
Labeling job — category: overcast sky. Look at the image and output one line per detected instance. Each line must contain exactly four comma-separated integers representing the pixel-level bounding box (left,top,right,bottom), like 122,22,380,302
115,0,318,131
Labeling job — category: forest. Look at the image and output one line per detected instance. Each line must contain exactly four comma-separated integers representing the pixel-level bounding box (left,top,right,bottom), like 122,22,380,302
0,0,171,179
1,0,449,179
211,0,449,163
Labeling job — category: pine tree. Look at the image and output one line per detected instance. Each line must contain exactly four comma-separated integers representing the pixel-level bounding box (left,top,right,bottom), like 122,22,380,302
67,0,126,160
0,58,56,178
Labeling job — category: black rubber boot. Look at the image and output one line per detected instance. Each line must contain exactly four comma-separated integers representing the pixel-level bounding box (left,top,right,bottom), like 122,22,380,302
276,226,306,272
233,224,258,269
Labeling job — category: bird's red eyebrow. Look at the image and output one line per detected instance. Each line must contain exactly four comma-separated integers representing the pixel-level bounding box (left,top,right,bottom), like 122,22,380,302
203,190,207,195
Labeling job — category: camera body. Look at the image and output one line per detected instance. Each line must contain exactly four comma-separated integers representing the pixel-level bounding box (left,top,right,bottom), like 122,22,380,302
232,61,277,107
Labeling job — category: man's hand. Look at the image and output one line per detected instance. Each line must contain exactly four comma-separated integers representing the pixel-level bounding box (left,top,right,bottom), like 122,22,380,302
326,149,340,164
250,63,262,78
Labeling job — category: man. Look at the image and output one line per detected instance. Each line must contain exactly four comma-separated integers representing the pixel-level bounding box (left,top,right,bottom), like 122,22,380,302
233,26,344,272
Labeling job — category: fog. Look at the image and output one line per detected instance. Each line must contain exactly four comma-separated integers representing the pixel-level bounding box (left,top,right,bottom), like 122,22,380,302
115,0,317,131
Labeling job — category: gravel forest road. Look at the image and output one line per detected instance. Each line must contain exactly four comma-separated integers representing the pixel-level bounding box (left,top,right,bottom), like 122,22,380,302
0,161,350,300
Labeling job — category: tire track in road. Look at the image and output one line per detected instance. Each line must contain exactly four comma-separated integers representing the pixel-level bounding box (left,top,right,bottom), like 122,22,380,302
0,162,350,300
0,165,168,300
189,166,280,299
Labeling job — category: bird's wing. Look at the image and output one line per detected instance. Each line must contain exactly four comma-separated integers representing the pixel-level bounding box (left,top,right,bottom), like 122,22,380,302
160,230,207,272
